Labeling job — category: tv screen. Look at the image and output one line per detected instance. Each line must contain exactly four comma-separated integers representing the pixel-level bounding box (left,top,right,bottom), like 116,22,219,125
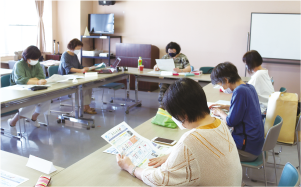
89,14,114,34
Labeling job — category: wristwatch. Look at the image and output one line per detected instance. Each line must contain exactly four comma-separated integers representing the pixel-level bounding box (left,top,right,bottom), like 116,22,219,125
131,166,138,178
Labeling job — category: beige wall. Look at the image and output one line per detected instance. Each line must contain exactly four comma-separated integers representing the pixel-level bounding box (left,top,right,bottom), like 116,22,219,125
91,1,300,95
56,0,81,53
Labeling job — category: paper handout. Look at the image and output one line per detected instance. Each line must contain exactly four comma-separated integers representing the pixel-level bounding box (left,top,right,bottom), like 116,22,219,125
26,155,56,175
46,74,69,83
0,170,29,187
101,122,164,168
155,59,175,71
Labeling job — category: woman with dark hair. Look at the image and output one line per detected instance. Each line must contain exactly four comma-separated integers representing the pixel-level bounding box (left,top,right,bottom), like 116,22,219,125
58,38,96,114
8,46,50,135
209,62,264,162
154,42,191,106
243,50,274,110
116,78,242,186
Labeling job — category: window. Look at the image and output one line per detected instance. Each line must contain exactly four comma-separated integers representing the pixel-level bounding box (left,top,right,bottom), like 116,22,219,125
0,0,52,56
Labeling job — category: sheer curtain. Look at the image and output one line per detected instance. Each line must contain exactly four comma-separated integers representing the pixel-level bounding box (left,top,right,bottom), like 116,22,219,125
35,0,46,53
0,0,52,56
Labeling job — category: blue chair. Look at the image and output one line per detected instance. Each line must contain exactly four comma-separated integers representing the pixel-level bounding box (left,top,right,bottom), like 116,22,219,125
47,66,73,117
279,87,287,92
190,66,194,72
199,66,214,74
241,115,283,186
278,162,300,186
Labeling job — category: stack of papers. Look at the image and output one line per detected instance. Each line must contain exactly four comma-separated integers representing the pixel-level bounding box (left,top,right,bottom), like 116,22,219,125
101,122,168,168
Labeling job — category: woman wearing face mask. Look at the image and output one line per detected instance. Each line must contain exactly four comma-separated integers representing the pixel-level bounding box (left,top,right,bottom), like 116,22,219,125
116,78,242,186
58,38,96,114
154,42,191,107
8,46,50,135
209,62,264,162
243,50,274,112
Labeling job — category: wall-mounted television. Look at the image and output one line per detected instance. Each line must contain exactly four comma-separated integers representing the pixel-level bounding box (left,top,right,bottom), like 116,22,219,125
88,14,114,34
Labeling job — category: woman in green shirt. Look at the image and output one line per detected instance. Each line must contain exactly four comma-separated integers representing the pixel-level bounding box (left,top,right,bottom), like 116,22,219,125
8,46,51,136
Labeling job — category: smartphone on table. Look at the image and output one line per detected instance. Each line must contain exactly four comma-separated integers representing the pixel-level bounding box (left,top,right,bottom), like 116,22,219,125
151,137,177,146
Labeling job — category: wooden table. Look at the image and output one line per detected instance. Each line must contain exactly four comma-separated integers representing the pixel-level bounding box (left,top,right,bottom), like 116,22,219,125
0,68,12,76
50,83,232,186
1,151,64,186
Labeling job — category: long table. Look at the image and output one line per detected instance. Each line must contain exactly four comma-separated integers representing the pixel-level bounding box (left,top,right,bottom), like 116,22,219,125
49,83,232,186
0,68,12,76
1,150,64,186
1,68,246,137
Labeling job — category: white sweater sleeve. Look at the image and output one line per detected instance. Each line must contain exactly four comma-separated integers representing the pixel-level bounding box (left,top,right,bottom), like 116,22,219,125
141,142,200,186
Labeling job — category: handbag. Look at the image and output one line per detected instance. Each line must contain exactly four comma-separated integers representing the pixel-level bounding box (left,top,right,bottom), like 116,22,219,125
151,108,178,129
265,92,298,144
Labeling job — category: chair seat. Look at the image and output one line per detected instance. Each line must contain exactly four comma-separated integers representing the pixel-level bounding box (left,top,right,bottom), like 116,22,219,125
100,83,125,90
241,152,266,168
1,110,18,117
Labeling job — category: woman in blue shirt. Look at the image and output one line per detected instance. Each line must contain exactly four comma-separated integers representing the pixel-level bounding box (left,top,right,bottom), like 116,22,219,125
209,62,264,162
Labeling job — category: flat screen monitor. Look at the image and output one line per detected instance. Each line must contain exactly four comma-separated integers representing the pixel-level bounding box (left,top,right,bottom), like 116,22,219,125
250,13,300,62
88,14,114,34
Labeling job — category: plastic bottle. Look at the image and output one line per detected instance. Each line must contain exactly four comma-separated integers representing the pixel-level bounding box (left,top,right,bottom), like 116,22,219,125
138,57,142,69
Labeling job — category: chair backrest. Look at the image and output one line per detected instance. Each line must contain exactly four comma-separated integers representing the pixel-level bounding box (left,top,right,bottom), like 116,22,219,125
273,115,282,126
8,60,17,69
279,87,287,93
48,66,59,77
278,162,300,186
199,67,214,74
0,74,11,88
262,115,283,151
190,66,194,72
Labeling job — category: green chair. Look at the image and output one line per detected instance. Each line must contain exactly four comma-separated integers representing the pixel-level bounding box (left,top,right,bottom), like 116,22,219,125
278,162,300,186
241,115,283,186
100,83,126,107
279,87,287,92
199,67,214,74
47,66,73,117
0,74,23,137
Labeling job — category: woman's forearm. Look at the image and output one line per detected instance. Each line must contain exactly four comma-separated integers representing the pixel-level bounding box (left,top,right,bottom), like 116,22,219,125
183,66,191,72
27,78,39,85
70,68,84,73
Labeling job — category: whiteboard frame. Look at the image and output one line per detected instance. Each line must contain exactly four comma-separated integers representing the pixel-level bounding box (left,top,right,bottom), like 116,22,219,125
249,12,301,65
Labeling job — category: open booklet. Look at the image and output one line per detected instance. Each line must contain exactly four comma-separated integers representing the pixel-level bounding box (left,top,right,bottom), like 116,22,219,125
101,121,169,169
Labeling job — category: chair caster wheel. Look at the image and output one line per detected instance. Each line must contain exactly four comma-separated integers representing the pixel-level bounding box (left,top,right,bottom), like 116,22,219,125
110,100,113,103
91,125,95,128
125,111,129,114
137,104,142,107
251,179,257,182
57,119,61,123
51,100,53,103
87,127,90,130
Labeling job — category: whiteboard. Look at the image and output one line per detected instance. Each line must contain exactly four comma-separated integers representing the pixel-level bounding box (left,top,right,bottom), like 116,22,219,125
250,13,301,61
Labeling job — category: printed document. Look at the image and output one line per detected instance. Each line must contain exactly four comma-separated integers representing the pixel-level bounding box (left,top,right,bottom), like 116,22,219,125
155,59,175,71
0,170,28,187
101,122,164,168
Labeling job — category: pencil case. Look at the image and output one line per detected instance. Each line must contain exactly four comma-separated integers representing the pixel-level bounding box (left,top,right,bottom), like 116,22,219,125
185,73,195,76
35,175,51,187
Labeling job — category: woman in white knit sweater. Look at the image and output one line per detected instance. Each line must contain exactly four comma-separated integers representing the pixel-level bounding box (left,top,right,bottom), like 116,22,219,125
116,78,242,186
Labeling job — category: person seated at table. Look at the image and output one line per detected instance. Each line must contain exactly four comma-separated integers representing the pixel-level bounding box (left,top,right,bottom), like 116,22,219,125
209,62,264,162
58,38,96,114
153,42,191,107
243,50,274,111
116,78,242,186
8,46,50,135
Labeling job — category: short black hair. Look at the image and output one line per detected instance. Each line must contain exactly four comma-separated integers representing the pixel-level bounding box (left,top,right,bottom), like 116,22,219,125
22,46,41,61
163,78,210,123
243,50,263,73
210,62,241,85
165,42,181,54
67,38,83,50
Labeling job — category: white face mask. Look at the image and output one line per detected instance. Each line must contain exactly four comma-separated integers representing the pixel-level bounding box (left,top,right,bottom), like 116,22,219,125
73,50,80,55
29,60,39,66
223,87,233,94
172,117,186,130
